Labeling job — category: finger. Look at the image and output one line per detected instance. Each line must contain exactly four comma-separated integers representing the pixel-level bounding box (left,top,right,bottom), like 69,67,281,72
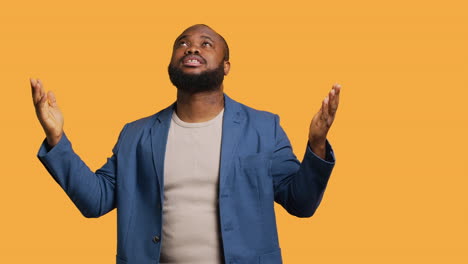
329,88,335,105
333,83,341,96
315,100,324,123
330,84,341,115
36,79,46,99
47,90,58,107
333,83,341,102
37,82,47,107
36,79,46,103
30,78,41,104
38,90,48,114
322,96,330,122
329,89,337,116
34,81,46,107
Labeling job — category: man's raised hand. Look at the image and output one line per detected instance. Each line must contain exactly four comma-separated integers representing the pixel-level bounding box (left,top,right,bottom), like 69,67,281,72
308,84,341,159
30,78,64,148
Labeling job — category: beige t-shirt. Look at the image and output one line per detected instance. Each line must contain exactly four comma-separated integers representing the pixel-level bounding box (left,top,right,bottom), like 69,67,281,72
159,108,224,264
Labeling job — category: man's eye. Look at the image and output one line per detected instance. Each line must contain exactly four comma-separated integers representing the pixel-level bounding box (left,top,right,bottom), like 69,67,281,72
179,41,188,46
202,42,212,47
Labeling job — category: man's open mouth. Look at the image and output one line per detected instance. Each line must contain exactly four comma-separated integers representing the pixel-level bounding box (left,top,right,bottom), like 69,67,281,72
182,55,205,67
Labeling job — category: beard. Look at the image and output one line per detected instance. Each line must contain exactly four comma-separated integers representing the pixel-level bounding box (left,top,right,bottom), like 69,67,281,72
168,61,225,93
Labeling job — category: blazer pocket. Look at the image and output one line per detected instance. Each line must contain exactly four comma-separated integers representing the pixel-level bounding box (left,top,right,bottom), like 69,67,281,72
239,151,272,170
239,151,273,189
239,151,274,202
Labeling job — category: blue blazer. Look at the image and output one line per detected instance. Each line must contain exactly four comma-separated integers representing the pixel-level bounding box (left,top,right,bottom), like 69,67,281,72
37,93,335,264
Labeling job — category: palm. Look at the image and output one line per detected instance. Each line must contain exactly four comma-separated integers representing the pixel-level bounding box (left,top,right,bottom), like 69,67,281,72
31,78,64,146
308,84,341,157
39,96,63,133
310,107,333,133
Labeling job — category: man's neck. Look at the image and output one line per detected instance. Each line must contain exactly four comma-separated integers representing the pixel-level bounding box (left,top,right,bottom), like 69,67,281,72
175,87,225,123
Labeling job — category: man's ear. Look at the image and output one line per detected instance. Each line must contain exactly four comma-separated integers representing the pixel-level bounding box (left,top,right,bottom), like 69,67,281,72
224,61,231,76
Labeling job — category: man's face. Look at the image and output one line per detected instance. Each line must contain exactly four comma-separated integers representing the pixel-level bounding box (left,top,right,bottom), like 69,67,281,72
170,26,228,75
168,25,230,93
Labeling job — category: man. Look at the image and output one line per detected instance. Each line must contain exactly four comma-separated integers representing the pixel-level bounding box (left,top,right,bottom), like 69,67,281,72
31,24,341,264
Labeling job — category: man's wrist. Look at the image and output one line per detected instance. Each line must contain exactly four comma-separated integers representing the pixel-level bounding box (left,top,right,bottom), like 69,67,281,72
308,138,326,159
46,133,63,149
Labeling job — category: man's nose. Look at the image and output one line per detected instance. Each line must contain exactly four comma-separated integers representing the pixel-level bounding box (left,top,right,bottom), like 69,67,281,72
184,45,200,55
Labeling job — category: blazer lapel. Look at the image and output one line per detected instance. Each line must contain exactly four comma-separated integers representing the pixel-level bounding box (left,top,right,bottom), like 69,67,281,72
219,94,244,193
150,103,175,202
149,94,244,200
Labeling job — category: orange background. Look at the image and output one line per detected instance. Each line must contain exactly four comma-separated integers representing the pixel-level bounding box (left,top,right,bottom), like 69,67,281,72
1,0,467,263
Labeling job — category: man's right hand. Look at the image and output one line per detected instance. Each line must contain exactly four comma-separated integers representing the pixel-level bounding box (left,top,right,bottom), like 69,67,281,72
30,78,64,148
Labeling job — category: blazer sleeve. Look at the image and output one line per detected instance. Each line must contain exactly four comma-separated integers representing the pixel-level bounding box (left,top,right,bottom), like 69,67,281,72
271,114,335,218
36,125,128,218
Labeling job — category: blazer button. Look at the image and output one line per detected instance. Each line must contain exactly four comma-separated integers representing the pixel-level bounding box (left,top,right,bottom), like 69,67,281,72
152,235,160,243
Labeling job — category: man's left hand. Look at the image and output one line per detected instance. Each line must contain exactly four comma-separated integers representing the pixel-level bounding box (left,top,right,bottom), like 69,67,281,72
308,84,341,159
